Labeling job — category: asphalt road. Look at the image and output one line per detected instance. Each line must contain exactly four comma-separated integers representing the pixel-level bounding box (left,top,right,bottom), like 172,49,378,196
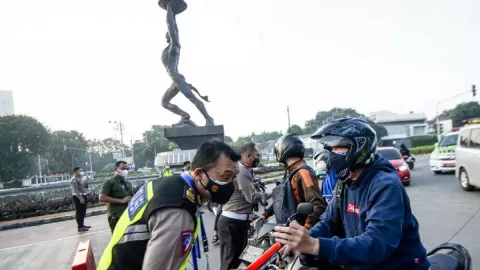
1,156,479,270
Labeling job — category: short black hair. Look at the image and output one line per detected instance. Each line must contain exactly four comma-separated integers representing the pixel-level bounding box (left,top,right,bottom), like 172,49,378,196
73,167,81,173
115,161,127,168
183,161,191,166
240,142,258,154
191,140,241,171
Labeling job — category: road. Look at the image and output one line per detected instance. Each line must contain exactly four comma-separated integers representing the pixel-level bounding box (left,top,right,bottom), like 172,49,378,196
1,156,479,270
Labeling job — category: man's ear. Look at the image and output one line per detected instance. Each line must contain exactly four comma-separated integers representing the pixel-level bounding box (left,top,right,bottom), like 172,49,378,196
192,168,204,181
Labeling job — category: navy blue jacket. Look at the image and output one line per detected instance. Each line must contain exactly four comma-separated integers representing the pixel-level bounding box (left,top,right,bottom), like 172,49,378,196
308,155,430,270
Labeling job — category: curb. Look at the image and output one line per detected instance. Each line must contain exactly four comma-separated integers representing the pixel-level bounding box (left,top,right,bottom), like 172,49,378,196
0,177,283,232
0,209,107,231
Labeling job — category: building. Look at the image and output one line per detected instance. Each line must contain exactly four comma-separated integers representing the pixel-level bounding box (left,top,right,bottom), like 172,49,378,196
0,90,14,116
369,111,429,147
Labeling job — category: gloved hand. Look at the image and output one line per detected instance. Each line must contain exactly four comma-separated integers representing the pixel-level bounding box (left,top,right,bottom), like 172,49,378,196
260,194,268,206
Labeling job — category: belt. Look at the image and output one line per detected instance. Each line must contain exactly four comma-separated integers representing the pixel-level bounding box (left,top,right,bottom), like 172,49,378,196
222,211,252,221
74,193,87,196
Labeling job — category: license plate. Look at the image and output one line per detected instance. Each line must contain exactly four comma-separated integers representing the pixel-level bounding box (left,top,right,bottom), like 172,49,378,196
443,163,455,167
239,245,265,264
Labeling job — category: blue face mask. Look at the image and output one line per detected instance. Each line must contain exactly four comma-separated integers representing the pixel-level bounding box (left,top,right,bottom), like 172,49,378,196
328,152,350,179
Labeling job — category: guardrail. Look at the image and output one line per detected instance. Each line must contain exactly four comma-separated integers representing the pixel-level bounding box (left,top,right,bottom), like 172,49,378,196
0,175,159,197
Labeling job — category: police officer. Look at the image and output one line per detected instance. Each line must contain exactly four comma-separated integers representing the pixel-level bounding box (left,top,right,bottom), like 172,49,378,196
97,140,241,270
161,164,173,177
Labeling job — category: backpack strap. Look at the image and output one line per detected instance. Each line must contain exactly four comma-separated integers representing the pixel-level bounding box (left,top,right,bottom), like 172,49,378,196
333,180,346,238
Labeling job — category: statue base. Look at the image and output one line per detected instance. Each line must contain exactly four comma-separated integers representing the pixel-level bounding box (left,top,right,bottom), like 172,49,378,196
164,125,225,150
158,0,187,14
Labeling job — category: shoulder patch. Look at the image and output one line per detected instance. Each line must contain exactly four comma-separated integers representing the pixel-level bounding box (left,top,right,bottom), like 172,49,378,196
127,184,148,220
180,229,194,256
184,187,196,203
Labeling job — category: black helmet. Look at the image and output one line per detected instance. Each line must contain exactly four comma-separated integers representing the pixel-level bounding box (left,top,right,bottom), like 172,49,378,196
274,133,305,164
311,118,377,171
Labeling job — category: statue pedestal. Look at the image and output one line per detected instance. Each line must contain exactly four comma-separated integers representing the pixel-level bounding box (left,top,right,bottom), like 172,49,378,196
164,125,225,150
158,0,187,14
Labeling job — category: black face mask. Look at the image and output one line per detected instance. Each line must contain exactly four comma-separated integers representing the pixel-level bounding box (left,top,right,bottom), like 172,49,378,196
250,154,260,168
328,152,350,180
201,170,235,204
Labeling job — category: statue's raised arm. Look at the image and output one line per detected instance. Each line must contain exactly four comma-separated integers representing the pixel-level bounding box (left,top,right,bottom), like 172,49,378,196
166,3,180,49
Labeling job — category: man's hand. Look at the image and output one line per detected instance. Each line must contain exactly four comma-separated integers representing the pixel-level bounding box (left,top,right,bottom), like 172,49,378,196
122,196,132,204
273,221,320,256
278,245,293,259
252,217,264,229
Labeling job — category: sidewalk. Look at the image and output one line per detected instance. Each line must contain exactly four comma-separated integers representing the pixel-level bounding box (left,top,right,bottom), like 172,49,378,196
0,175,282,231
0,206,107,231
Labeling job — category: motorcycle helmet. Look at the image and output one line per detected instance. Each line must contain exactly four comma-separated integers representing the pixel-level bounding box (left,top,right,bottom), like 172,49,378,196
310,118,378,173
274,133,305,165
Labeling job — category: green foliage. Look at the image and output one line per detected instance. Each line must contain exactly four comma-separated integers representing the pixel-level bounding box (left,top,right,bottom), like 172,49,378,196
288,124,304,135
0,115,50,181
440,101,480,127
46,130,90,174
411,135,438,148
303,108,388,138
409,145,435,155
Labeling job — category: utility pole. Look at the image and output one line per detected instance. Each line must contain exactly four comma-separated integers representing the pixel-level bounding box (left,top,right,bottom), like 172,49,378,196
37,155,42,177
287,106,291,132
131,139,135,170
109,120,125,157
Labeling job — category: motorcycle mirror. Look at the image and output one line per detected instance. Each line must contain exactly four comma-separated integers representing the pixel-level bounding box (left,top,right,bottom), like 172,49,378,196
297,203,314,216
286,203,314,226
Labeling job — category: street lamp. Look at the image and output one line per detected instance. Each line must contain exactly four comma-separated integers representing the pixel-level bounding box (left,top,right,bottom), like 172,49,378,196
435,85,477,141
64,144,94,174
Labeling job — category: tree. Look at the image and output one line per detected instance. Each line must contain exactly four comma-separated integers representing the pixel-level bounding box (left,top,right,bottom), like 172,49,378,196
142,125,178,163
440,101,480,127
303,108,388,139
288,124,304,135
224,136,233,143
0,115,50,181
45,130,89,174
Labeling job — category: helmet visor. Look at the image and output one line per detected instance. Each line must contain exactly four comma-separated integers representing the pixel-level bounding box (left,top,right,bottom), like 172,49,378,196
316,135,354,148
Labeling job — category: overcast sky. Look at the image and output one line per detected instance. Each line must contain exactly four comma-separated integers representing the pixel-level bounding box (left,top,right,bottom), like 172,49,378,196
1,0,479,142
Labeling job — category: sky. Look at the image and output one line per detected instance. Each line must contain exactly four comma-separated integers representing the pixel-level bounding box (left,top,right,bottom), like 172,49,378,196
1,0,479,143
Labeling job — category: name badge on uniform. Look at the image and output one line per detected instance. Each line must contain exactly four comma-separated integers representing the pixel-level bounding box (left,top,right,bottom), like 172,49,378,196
127,184,147,220
180,229,194,256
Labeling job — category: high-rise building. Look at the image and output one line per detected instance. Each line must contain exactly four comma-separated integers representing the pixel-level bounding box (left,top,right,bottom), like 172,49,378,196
0,90,14,116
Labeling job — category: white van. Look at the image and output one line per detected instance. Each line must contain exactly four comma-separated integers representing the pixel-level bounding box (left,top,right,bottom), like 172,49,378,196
455,119,480,191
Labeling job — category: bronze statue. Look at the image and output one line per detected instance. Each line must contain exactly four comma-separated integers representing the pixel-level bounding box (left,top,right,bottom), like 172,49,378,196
159,0,215,127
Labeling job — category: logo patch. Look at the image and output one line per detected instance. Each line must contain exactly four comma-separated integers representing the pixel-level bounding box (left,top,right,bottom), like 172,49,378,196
346,202,360,216
180,230,194,256
127,184,147,220
211,185,219,192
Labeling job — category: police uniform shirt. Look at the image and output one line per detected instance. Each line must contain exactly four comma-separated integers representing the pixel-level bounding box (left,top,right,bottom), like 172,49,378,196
142,208,195,270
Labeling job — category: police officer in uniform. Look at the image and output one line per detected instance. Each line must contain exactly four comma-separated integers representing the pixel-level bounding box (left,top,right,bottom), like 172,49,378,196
97,140,241,270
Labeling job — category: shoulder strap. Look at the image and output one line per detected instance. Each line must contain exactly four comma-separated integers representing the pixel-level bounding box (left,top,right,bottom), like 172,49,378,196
333,180,346,238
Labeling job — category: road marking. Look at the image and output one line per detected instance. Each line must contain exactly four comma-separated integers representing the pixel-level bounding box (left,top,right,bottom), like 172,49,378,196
0,229,110,252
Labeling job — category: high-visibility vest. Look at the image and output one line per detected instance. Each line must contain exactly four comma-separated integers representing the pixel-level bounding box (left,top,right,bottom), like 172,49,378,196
97,177,199,270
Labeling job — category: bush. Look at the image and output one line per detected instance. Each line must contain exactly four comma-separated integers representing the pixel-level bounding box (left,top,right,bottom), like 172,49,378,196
411,135,438,148
409,145,435,155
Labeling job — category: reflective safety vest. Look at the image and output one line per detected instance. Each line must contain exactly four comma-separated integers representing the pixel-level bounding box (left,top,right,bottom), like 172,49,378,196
162,168,173,177
97,176,199,270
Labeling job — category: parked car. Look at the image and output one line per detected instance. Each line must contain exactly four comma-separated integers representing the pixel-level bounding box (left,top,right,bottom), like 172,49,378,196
429,131,459,174
378,147,411,186
455,118,480,191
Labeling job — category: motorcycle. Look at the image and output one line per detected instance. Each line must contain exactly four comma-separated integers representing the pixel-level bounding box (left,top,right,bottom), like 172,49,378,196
284,241,472,270
403,155,416,170
236,203,314,270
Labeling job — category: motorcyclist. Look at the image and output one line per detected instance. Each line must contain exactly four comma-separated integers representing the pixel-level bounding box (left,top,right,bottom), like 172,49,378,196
272,118,430,270
257,133,326,229
314,148,338,204
400,143,411,157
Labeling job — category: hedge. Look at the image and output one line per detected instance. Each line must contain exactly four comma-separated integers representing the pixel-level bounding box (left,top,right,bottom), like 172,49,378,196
411,135,438,148
409,145,435,155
